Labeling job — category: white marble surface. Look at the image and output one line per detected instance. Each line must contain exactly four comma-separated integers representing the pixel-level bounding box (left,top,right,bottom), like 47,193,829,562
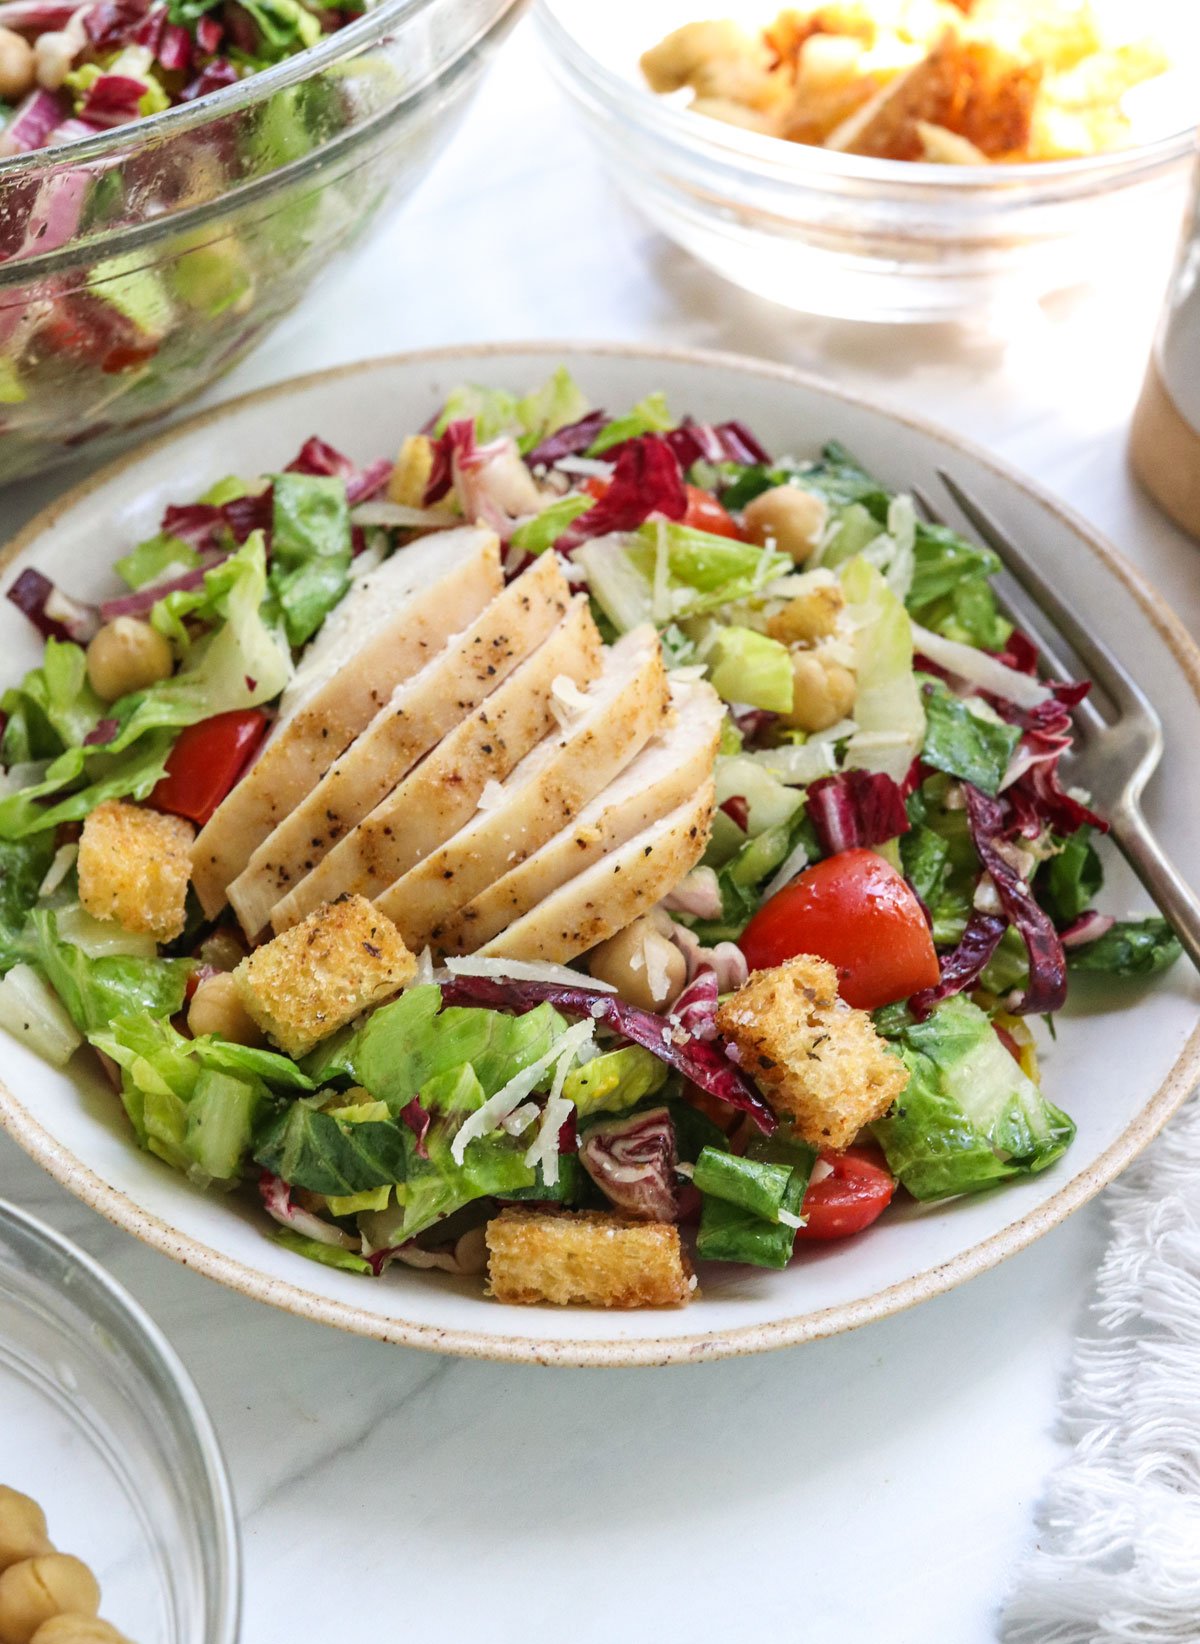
3,19,1200,1642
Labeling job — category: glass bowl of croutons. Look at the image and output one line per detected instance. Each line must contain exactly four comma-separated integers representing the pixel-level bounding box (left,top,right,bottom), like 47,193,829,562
0,1199,240,1644
537,0,1200,320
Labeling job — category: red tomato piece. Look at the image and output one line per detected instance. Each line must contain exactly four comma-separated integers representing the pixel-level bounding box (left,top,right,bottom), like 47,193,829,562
150,709,268,827
794,1145,896,1241
738,847,940,1010
682,485,743,539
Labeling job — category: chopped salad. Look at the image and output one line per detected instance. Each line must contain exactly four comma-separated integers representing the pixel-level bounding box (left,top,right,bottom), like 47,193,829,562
0,371,1181,1307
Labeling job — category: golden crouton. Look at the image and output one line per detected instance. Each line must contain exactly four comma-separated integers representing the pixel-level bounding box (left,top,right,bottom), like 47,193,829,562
233,894,415,1058
486,1208,695,1309
766,581,845,647
826,31,963,158
715,954,908,1150
77,800,194,942
387,435,434,508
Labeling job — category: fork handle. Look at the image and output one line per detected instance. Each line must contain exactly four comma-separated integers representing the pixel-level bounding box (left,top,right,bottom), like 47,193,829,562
1110,802,1200,974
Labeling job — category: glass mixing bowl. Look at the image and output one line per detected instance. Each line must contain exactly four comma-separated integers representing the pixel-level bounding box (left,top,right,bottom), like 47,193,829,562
0,1198,240,1644
537,0,1197,323
0,0,523,483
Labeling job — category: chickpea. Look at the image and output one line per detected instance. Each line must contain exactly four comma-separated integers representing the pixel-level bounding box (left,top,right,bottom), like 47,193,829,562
31,1622,128,1644
0,1493,51,1575
588,916,687,1012
766,581,845,647
32,30,77,90
187,972,264,1047
85,619,173,704
782,650,856,733
742,484,827,565
0,29,35,102
0,1555,99,1644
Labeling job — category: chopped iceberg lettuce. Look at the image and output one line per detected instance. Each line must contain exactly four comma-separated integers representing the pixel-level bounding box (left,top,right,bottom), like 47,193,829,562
839,555,925,785
872,995,1075,1200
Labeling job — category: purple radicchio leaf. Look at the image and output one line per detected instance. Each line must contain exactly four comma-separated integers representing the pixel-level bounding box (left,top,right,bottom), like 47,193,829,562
909,911,1008,1020
964,784,1067,1016
524,410,609,468
807,770,910,856
6,567,100,643
579,1105,680,1221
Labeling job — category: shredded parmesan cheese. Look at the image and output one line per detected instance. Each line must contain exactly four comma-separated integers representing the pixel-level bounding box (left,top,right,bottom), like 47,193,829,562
444,955,617,992
549,672,593,730
37,842,77,898
450,1019,594,1165
476,779,506,812
523,1020,596,1185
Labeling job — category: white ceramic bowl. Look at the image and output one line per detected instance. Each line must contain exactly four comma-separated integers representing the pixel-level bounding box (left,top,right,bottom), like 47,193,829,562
1,343,1198,1366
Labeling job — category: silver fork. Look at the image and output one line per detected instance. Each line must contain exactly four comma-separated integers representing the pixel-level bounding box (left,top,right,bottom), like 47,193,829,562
911,469,1200,973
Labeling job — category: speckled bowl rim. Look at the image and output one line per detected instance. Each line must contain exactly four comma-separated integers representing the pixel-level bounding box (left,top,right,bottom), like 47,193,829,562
1,340,1198,1368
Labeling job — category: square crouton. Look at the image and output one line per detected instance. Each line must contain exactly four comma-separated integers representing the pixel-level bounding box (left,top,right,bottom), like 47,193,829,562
715,955,908,1150
486,1208,695,1309
233,894,415,1058
78,800,194,941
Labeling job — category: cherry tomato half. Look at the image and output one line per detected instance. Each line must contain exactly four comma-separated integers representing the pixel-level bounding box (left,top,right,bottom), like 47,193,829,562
795,1145,896,1241
682,485,743,539
738,847,939,1010
151,709,268,827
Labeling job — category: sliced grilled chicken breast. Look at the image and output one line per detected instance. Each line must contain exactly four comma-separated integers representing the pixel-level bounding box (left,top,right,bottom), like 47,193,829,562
268,595,603,932
437,679,724,954
478,781,716,966
227,555,571,938
192,527,501,916
376,625,671,950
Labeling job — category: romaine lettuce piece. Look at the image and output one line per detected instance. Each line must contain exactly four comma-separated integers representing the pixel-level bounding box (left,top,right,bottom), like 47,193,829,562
509,495,592,555
872,995,1075,1200
186,1069,262,1187
695,1132,816,1269
840,556,925,784
587,392,673,455
577,524,787,633
564,1045,668,1117
2,638,105,760
114,532,200,592
272,1231,372,1274
266,473,352,647
707,627,794,713
26,910,190,1036
351,985,569,1108
0,835,56,971
919,676,1021,796
1066,918,1181,978
254,1102,408,1197
1038,828,1103,926
907,520,1011,650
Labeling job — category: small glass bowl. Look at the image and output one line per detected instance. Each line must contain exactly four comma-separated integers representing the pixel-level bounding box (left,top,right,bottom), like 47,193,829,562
0,1199,240,1644
536,0,1197,322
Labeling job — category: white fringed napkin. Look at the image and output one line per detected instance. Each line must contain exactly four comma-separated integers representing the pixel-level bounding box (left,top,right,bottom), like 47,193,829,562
1003,1095,1200,1643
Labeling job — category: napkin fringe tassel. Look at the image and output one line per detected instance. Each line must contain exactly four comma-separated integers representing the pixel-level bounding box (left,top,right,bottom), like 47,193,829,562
1003,1094,1200,1643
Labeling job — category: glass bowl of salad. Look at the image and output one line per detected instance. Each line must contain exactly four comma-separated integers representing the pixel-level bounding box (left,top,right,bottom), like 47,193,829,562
0,0,522,484
536,0,1199,321
0,1197,240,1641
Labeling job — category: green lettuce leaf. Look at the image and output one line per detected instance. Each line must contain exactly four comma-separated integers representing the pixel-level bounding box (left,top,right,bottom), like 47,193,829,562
1038,828,1103,926
707,626,795,713
695,1132,816,1269
872,995,1074,1200
564,1045,668,1118
254,1101,408,1196
840,555,926,784
907,520,1011,650
266,473,352,647
1067,918,1181,978
2,639,106,762
27,911,190,1037
918,675,1021,796
587,392,673,455
272,1230,372,1274
577,524,787,633
509,495,592,555
0,834,56,971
